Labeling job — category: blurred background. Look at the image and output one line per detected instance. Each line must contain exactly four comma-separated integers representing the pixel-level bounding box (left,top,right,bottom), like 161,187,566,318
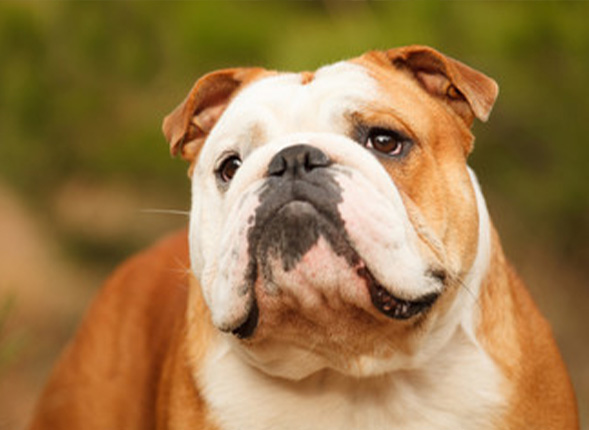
0,1,587,428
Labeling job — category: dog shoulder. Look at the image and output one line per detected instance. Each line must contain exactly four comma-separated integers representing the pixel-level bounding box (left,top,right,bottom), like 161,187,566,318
477,230,579,429
29,230,192,430
506,267,580,429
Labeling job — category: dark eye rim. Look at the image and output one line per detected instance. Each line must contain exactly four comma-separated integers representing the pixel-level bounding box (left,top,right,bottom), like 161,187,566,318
359,126,414,159
216,153,242,183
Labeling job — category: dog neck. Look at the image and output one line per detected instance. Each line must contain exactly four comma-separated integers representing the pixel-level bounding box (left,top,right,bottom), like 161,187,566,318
196,323,504,430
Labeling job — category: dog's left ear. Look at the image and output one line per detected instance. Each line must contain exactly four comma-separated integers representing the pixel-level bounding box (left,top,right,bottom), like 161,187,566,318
163,67,266,162
386,45,499,126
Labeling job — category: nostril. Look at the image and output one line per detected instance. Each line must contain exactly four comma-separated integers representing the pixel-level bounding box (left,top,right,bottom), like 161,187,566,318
267,144,331,178
304,146,331,171
268,154,288,176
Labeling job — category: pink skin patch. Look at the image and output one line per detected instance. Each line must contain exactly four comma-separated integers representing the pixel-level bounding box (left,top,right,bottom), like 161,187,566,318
258,236,375,322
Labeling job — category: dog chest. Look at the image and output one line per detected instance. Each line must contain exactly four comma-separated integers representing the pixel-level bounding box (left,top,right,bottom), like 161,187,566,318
197,330,505,430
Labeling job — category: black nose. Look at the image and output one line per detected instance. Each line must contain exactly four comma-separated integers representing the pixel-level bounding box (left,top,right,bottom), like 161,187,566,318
267,144,331,178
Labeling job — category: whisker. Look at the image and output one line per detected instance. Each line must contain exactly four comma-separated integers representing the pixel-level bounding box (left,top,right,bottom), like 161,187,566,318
139,208,190,216
448,272,481,311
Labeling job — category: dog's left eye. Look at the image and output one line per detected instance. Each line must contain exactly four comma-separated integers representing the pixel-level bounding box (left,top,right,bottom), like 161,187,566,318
217,155,242,183
365,128,412,158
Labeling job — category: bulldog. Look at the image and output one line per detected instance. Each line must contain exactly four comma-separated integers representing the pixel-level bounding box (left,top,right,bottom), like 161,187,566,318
30,46,578,430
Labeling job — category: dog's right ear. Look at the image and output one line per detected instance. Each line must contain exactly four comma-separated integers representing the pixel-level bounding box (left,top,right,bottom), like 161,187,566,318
163,67,266,162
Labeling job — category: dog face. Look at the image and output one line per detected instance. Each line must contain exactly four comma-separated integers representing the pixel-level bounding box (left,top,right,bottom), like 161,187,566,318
163,46,498,379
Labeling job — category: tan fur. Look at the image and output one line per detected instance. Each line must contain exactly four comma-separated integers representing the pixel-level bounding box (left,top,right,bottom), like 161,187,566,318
477,229,579,429
28,231,217,430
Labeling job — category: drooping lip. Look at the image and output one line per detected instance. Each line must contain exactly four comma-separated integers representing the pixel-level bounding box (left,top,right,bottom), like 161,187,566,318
232,300,259,339
231,241,443,340
360,266,441,320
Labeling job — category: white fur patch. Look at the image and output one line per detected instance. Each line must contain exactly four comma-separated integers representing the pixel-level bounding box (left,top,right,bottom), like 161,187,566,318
200,329,503,430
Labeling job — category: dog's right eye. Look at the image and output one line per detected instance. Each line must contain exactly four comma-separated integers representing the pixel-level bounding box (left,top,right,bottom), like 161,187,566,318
217,155,242,183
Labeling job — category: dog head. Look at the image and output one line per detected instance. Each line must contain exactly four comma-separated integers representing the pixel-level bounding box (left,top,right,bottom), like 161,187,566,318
163,46,498,379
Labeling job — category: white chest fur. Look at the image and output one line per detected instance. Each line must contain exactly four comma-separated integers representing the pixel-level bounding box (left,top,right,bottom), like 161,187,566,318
198,327,505,430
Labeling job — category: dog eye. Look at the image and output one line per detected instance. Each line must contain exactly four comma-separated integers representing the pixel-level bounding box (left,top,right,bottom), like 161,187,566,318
365,128,412,158
217,155,242,183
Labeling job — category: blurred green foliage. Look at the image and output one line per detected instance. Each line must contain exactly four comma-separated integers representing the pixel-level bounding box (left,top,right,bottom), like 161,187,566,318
1,1,588,269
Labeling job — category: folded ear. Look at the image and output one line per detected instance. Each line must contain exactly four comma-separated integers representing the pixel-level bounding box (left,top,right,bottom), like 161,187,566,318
162,67,266,162
386,45,499,126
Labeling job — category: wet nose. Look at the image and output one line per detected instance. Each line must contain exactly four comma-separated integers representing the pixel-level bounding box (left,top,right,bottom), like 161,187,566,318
267,144,331,178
